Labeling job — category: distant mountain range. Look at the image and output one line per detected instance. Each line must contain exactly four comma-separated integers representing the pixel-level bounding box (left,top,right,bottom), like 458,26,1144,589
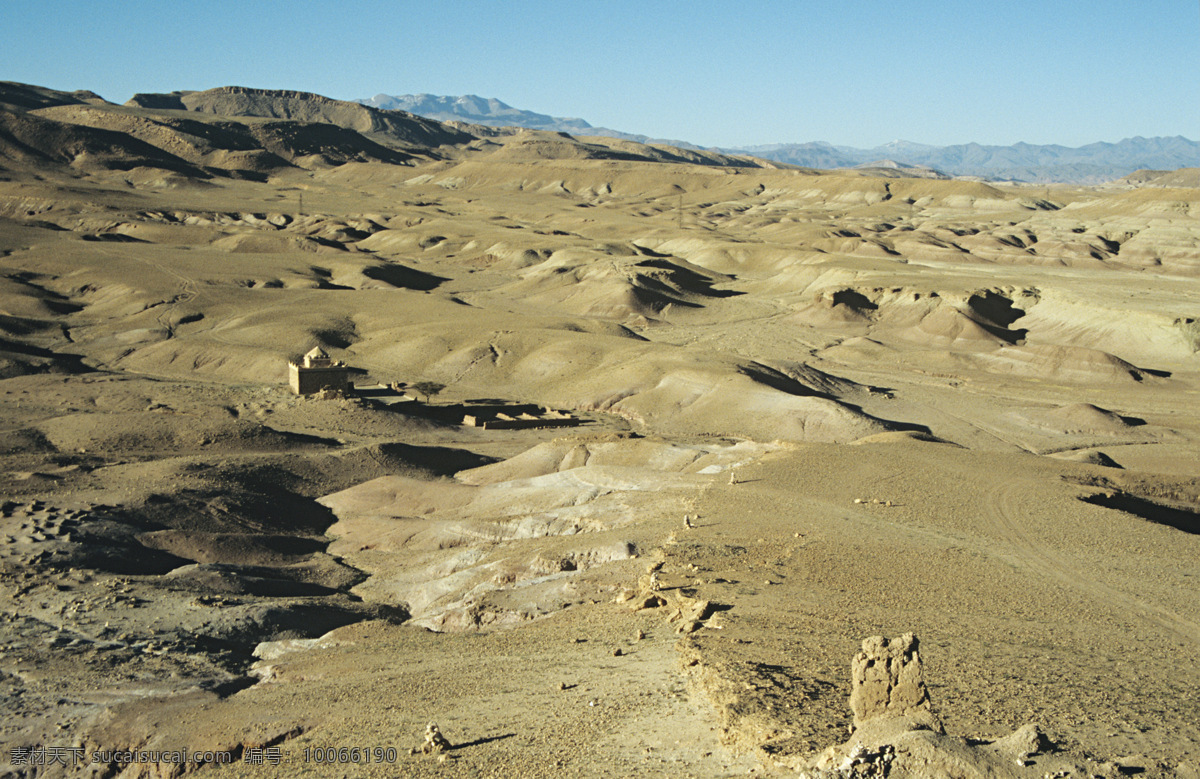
6,80,1193,186
742,137,1200,184
359,93,701,150
360,92,1200,183
0,82,774,183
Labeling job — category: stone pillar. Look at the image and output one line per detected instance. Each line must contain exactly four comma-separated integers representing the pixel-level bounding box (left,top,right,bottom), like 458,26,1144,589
849,632,942,733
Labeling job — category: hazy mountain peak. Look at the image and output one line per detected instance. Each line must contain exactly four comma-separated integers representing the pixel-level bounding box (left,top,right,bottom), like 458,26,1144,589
356,92,699,150
360,92,596,134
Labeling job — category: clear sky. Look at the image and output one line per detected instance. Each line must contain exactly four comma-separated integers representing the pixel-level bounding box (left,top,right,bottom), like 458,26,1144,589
3,0,1197,149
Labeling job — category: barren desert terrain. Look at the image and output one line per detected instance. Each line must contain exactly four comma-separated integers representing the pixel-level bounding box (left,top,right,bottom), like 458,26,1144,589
1,83,1199,778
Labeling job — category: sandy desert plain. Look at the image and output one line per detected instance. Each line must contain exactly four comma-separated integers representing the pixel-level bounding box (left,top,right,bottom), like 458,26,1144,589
0,82,1199,778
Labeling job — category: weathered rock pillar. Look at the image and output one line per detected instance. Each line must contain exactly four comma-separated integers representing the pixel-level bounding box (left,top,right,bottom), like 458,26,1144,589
849,632,942,734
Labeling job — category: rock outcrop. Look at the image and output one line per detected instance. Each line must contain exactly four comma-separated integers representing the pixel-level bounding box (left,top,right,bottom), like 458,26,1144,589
848,632,942,736
801,633,1089,778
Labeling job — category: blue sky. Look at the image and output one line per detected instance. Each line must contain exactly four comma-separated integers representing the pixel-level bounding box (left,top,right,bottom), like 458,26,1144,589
3,0,1197,148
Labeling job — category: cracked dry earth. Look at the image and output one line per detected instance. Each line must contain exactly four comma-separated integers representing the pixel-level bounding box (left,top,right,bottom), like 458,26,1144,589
1,140,1200,778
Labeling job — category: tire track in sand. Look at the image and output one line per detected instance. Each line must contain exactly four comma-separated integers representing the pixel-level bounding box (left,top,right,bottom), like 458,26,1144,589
988,480,1200,645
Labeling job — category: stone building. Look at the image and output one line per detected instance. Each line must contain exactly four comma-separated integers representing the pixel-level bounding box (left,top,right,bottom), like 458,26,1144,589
288,347,350,395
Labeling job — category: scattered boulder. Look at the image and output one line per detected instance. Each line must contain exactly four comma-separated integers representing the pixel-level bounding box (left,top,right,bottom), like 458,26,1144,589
419,722,451,754
631,592,667,611
984,723,1051,761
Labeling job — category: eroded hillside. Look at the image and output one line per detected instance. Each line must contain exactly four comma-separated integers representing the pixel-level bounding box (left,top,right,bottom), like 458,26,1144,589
1,82,1198,778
